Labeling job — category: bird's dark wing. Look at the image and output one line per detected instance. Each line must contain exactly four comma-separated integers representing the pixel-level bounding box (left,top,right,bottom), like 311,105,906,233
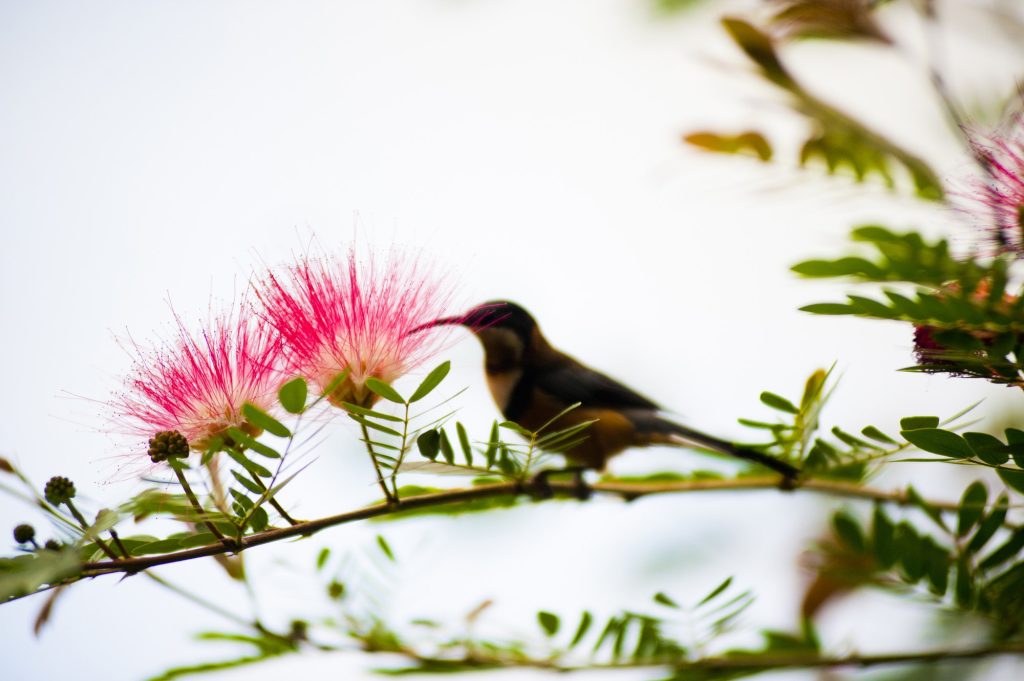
535,358,661,410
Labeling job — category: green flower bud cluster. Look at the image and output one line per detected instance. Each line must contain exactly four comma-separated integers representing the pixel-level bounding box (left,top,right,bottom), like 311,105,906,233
148,430,190,463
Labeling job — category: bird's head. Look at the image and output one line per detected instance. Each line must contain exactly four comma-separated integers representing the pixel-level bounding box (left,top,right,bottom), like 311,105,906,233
412,300,541,368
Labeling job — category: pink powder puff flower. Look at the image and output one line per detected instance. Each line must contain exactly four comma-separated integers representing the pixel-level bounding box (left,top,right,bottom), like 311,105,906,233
255,247,455,409
962,113,1024,254
112,303,284,453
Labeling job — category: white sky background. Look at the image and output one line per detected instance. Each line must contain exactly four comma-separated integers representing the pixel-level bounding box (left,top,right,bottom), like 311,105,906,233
2,1,1024,679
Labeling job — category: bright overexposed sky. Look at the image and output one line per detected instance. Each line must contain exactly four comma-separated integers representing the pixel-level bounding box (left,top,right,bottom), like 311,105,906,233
3,1,1024,680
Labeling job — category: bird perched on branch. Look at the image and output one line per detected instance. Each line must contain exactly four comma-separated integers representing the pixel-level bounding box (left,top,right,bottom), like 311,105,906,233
416,301,799,485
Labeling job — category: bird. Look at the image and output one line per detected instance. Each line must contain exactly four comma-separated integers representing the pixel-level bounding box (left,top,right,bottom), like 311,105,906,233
417,301,800,485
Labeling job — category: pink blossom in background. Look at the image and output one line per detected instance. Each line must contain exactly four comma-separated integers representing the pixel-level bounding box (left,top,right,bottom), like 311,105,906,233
962,113,1024,254
255,246,455,408
113,303,284,453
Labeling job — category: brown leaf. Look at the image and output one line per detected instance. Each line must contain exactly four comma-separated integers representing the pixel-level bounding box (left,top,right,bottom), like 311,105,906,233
33,585,67,636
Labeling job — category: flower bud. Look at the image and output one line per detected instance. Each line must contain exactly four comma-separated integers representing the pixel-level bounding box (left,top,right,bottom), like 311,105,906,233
44,476,76,505
148,430,190,463
13,524,35,544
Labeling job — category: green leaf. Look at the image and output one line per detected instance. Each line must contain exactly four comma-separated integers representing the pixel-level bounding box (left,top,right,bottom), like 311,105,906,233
456,422,473,466
997,467,1024,495
846,295,897,318
979,528,1024,571
179,532,218,549
923,539,949,595
896,522,925,582
684,130,772,161
791,257,884,278
593,616,623,654
0,550,80,601
225,427,281,459
1006,429,1024,468
316,548,330,570
439,431,455,464
799,303,855,315
278,378,308,414
484,421,499,468
229,489,253,510
964,432,1010,466
569,611,592,648
907,486,949,531
250,506,269,532
721,17,792,86
241,403,290,438
225,449,272,478
832,427,879,450
900,416,940,431
365,378,404,404
900,428,973,459
408,361,451,403
760,391,798,414
653,592,679,608
499,421,533,438
957,482,988,537
967,494,1008,555
348,413,403,438
84,508,121,540
340,402,403,422
376,535,395,562
537,420,597,451
872,505,896,568
231,470,263,495
537,611,560,637
861,426,897,445
417,430,440,460
832,511,865,553
697,576,733,606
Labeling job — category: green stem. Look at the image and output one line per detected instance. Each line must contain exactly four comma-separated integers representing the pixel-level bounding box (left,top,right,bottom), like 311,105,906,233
360,422,394,505
247,471,300,525
108,529,130,558
64,499,119,560
172,464,235,550
391,403,411,501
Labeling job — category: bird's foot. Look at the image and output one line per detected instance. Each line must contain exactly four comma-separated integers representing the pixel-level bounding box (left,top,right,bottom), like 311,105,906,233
526,468,591,501
777,468,801,492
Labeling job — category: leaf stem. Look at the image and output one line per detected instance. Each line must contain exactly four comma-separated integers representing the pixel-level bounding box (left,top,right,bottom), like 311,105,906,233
64,500,119,560
246,471,300,525
172,464,236,551
391,403,411,501
360,422,394,505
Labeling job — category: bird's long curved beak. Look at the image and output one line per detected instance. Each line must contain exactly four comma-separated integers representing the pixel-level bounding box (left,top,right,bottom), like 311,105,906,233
408,316,466,335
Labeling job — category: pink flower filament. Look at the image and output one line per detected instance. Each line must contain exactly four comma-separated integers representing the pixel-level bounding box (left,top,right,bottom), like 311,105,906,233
115,305,283,452
257,248,453,408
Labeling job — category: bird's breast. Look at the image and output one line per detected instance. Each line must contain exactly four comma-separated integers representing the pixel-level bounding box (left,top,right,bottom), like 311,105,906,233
485,368,522,414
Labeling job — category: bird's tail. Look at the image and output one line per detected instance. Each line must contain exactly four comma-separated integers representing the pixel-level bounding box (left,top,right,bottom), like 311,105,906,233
631,412,799,481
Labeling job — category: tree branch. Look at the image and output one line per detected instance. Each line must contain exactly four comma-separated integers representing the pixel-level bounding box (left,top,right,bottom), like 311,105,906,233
73,475,990,578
